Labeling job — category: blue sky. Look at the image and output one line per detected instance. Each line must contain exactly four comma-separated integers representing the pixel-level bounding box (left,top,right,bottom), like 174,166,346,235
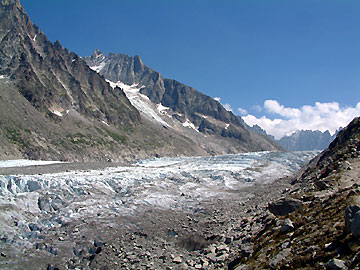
21,0,360,138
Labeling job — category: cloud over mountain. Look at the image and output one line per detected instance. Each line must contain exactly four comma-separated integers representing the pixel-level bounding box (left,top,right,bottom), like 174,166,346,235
242,100,360,139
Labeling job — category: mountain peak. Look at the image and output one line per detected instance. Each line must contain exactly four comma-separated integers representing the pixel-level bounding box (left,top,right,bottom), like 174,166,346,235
93,49,103,58
1,0,21,8
134,54,144,72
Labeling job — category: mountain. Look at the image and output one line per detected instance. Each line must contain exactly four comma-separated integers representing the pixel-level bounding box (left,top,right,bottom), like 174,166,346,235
84,50,282,154
277,129,337,151
238,115,338,151
0,0,204,161
229,117,360,269
0,0,281,162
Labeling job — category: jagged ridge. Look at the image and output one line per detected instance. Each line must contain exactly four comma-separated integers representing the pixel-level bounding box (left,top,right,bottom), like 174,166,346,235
84,50,282,152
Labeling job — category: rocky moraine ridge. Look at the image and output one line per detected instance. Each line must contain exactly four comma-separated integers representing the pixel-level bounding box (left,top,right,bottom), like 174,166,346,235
229,117,360,269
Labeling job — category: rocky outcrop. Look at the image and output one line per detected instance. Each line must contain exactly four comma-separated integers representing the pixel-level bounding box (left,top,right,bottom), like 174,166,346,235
268,197,303,216
229,117,360,269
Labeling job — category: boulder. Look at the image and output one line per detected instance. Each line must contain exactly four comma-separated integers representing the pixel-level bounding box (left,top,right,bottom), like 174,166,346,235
173,256,182,264
326,258,347,270
280,218,294,234
268,197,303,216
345,205,360,236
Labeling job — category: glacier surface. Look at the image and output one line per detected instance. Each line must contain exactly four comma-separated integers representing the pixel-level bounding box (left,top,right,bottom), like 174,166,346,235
0,151,318,247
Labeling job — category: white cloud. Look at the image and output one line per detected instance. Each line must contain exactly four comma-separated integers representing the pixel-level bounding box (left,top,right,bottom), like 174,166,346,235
223,103,233,112
214,97,233,112
242,100,360,139
264,100,301,118
237,107,248,115
214,97,221,102
252,105,262,113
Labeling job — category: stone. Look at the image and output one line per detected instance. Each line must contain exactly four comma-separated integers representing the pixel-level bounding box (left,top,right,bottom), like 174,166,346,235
216,254,229,262
270,248,291,268
173,256,182,264
216,244,229,252
208,245,216,255
268,197,303,216
280,218,294,233
239,244,253,258
345,205,360,236
326,258,347,270
225,236,233,244
202,260,209,267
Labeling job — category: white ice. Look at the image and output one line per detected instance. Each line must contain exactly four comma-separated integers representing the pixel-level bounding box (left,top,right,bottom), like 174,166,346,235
182,119,199,132
90,61,106,73
53,110,63,117
157,103,170,114
0,151,319,246
107,80,170,127
0,160,64,168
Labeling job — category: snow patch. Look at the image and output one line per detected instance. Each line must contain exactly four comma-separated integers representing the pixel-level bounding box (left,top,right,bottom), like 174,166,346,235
101,120,110,126
225,124,230,130
107,80,169,127
0,160,64,168
157,103,170,114
0,75,7,79
90,61,105,73
182,119,199,132
53,110,63,117
33,34,37,41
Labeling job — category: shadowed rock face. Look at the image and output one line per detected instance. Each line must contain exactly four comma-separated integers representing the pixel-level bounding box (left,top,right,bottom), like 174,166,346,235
268,197,303,216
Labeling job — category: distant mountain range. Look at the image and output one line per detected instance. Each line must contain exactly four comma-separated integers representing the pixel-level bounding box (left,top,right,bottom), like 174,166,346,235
277,129,338,151
0,0,281,161
239,116,338,151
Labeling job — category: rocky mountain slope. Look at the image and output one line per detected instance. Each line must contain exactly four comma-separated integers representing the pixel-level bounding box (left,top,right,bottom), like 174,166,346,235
0,0,281,162
0,0,282,161
229,117,360,269
84,50,282,154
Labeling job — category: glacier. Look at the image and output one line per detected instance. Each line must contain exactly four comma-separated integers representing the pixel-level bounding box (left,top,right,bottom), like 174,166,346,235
0,151,318,250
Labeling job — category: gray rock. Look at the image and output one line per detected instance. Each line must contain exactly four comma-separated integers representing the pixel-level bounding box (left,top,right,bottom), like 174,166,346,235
268,197,303,216
270,248,291,268
326,258,347,270
173,256,182,264
280,218,294,233
239,244,253,258
345,205,360,236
